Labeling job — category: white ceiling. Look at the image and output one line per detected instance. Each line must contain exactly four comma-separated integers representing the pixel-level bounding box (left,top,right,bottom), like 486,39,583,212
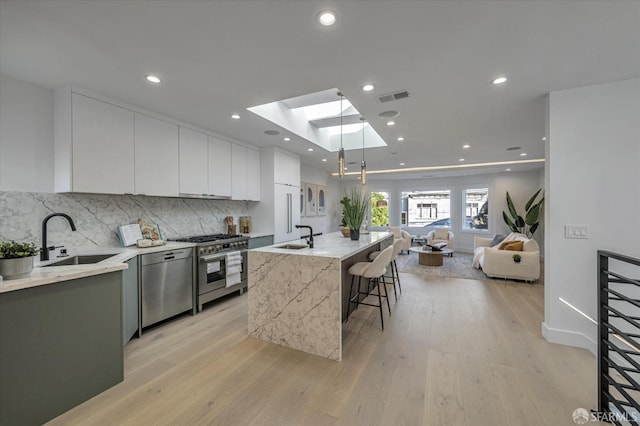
1,0,639,180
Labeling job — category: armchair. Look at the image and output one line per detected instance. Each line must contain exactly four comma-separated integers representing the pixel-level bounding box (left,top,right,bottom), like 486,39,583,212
390,226,412,254
426,228,454,252
473,233,540,281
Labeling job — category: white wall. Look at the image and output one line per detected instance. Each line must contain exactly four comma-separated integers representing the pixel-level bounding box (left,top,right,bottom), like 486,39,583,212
543,78,640,354
340,170,543,253
299,166,340,235
0,74,54,192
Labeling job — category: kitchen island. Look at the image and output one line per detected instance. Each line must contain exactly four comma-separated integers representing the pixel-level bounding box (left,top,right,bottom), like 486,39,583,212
247,231,393,361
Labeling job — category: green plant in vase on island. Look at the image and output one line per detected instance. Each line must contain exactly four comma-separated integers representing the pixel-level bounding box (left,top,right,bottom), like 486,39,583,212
340,188,370,240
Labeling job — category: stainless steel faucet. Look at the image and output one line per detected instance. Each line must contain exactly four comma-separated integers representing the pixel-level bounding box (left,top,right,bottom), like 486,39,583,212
41,213,77,261
295,225,314,248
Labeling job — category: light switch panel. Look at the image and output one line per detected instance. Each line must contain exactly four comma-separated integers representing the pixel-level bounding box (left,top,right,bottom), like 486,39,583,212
565,224,588,239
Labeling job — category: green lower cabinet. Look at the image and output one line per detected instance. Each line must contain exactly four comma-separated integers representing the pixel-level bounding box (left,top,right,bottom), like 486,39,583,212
0,272,124,426
123,257,139,345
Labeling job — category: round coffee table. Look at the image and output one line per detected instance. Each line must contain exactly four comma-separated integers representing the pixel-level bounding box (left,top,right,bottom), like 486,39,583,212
409,247,453,266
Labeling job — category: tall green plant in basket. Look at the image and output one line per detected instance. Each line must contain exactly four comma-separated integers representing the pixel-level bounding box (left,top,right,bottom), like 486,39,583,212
502,189,544,238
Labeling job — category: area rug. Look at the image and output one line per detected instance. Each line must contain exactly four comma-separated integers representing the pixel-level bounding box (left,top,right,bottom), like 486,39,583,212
395,251,487,280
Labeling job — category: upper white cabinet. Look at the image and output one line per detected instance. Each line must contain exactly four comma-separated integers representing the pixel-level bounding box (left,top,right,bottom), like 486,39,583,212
231,145,261,201
134,113,179,197
55,92,135,194
208,136,232,198
231,144,248,200
54,86,260,199
179,127,208,196
274,150,300,186
247,148,261,201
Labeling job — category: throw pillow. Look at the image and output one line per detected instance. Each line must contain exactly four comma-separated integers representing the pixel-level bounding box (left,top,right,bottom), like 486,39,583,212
499,240,524,251
490,234,506,247
434,228,449,240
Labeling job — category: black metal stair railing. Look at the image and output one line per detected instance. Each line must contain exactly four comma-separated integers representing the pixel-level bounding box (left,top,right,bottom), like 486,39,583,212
598,250,640,425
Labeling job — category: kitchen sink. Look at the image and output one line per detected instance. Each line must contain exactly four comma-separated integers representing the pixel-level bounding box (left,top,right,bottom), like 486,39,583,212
43,253,119,267
274,244,308,250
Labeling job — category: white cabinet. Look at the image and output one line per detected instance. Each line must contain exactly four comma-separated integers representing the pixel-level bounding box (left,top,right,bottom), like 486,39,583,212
230,145,261,201
208,136,232,198
274,183,301,243
134,113,179,197
231,144,248,200
247,148,261,201
179,127,208,195
274,150,300,186
55,92,135,194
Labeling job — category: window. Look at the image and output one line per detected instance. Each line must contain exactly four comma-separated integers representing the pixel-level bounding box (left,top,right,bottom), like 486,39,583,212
401,190,451,227
463,188,488,230
371,192,389,227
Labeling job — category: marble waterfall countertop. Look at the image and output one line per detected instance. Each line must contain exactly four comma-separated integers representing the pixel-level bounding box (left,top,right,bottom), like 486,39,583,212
248,231,394,361
251,231,392,259
0,241,196,294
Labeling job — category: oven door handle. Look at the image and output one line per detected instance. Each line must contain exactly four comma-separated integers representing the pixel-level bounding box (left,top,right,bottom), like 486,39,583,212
200,253,226,263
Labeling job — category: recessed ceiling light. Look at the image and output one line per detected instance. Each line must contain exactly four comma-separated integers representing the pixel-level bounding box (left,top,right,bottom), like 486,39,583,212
400,162,405,166
344,167,348,170
307,148,314,152
231,114,240,119
520,152,527,157
322,158,327,162
317,10,336,26
542,137,547,141
397,137,405,141
283,137,290,141
505,168,512,171
492,76,508,85
463,144,470,149
145,75,161,83
362,84,375,92
387,121,395,126
459,158,465,162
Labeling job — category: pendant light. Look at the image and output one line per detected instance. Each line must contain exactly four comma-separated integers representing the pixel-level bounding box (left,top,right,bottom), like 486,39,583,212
337,92,345,178
360,116,367,185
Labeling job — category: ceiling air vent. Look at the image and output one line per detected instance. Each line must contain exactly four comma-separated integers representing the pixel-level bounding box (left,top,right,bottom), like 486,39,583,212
377,90,411,103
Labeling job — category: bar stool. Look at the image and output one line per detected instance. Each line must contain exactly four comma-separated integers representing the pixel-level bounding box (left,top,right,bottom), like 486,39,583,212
368,238,403,301
347,245,394,330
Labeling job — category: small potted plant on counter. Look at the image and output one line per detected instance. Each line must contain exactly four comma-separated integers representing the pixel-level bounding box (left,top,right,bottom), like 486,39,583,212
341,188,369,241
0,241,39,280
512,253,522,264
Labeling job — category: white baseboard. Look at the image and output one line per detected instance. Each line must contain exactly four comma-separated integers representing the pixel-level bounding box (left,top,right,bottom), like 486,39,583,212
541,322,597,356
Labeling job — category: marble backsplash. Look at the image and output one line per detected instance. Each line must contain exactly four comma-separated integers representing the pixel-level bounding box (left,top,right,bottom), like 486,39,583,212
0,191,252,251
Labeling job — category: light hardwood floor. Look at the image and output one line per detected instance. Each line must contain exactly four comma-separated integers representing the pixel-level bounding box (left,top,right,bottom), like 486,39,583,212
48,273,604,426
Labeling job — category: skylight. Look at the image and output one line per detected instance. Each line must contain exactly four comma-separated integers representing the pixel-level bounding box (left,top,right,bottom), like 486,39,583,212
247,88,387,152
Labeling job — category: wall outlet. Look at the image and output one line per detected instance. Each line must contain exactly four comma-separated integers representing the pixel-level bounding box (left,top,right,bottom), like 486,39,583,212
564,224,588,239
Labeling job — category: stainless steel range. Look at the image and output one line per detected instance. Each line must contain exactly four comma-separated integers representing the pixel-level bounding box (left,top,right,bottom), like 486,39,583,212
170,234,249,312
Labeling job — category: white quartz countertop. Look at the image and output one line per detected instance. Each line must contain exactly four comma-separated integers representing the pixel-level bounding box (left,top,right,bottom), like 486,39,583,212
251,231,393,260
0,241,196,294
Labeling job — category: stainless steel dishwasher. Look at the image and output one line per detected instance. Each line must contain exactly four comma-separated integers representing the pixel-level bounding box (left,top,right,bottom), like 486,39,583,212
140,248,193,328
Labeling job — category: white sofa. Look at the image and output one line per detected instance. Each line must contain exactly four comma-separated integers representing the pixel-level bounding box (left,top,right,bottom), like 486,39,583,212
426,228,454,252
473,233,540,281
390,226,412,253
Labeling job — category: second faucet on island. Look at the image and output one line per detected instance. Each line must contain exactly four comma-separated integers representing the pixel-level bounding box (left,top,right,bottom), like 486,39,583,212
295,225,314,248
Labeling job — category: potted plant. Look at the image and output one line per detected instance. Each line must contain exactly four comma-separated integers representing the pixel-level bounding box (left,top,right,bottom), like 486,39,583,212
512,253,522,264
503,189,545,238
0,241,39,280
341,188,369,240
